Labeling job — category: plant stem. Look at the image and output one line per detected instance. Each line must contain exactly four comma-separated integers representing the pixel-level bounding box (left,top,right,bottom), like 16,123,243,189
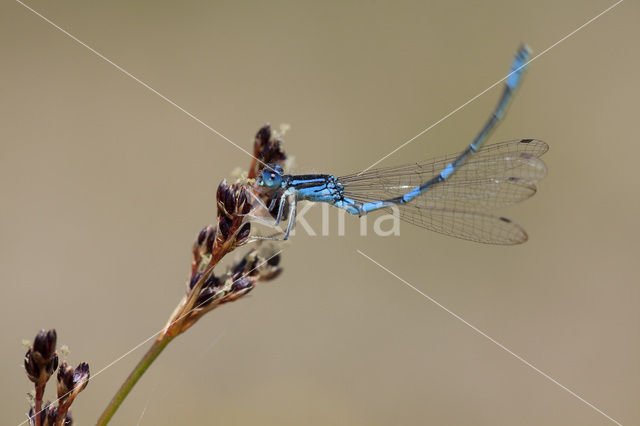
96,335,173,425
34,384,44,426
54,400,69,426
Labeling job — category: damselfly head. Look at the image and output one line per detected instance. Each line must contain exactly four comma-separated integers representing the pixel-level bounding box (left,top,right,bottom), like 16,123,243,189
257,164,284,189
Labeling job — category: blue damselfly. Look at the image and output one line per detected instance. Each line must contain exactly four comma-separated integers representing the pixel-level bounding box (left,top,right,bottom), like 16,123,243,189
248,45,547,244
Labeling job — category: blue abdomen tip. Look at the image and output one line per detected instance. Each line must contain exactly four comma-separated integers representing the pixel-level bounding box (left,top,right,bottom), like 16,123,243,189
506,44,532,89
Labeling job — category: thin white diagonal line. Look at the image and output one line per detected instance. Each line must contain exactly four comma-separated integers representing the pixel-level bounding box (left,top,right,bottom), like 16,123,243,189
14,0,268,171
356,249,622,426
135,394,153,426
17,249,284,426
136,331,226,424
358,0,624,175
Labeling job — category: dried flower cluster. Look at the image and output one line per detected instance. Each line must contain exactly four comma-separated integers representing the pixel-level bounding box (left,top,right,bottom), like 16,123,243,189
160,124,286,338
25,125,287,425
24,329,89,426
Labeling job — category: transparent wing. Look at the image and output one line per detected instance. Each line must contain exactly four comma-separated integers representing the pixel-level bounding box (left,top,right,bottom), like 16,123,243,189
383,204,528,244
341,139,548,183
339,139,548,211
338,139,548,244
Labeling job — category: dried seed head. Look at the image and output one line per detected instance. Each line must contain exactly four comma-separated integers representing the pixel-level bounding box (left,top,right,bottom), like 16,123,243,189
196,227,208,245
203,273,221,289
37,404,72,426
190,224,217,289
237,222,251,242
195,225,216,251
255,124,271,148
250,124,288,178
255,248,283,282
214,181,252,248
33,329,56,360
195,286,216,307
29,401,70,426
218,216,233,240
216,180,235,217
57,361,90,403
189,271,203,290
24,329,58,384
72,362,90,392
28,402,48,426
57,362,74,399
230,276,253,293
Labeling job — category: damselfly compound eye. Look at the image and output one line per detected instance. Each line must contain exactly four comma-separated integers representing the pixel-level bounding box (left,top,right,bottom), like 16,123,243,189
260,168,283,189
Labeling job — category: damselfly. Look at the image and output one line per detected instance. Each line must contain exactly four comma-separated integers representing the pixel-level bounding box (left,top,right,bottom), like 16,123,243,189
248,45,547,244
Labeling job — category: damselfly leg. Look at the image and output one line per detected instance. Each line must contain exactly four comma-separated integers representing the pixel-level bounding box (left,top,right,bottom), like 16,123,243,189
244,189,297,241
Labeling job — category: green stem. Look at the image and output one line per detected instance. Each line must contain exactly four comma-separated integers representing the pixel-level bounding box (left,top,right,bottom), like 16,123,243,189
96,335,173,425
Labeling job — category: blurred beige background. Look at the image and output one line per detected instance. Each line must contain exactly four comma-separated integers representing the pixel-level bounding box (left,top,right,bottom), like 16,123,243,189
1,0,638,424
